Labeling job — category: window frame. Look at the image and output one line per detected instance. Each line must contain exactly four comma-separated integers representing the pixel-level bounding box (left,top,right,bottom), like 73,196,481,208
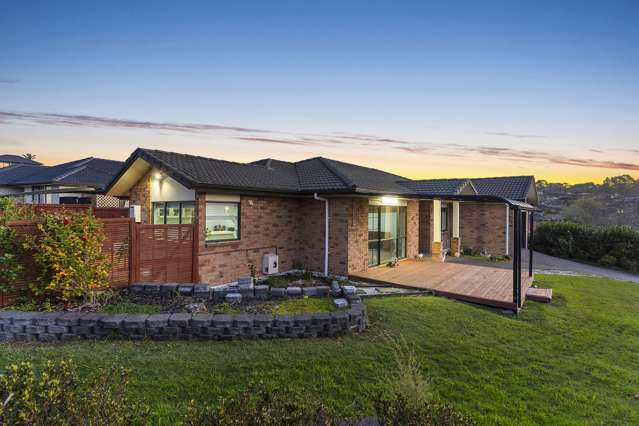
204,201,241,243
151,201,196,225
367,204,407,266
441,206,449,232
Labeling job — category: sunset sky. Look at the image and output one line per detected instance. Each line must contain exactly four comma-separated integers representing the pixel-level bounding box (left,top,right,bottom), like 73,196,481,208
1,1,637,183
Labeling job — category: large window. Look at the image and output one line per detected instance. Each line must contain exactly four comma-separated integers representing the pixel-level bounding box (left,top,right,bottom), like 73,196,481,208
152,202,195,224
368,205,407,266
205,202,240,242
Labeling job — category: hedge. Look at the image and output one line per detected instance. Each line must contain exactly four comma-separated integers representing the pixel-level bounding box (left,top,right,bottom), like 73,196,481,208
533,221,639,273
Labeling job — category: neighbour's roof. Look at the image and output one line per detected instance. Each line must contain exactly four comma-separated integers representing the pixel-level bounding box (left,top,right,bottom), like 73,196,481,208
106,148,538,209
399,179,474,196
0,154,42,166
0,157,123,190
470,176,535,201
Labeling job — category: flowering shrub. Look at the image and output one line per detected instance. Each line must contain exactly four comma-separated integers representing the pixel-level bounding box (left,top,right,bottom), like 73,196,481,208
28,211,111,302
0,360,149,425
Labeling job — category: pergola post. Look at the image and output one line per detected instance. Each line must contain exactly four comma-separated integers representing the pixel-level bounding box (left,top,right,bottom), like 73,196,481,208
451,201,461,257
512,207,521,308
529,212,534,277
431,199,442,261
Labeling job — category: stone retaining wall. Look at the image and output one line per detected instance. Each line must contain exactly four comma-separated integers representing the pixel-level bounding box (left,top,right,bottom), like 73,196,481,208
0,304,368,343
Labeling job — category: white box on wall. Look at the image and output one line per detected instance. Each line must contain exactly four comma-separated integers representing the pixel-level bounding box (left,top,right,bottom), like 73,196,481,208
130,205,141,223
262,253,279,274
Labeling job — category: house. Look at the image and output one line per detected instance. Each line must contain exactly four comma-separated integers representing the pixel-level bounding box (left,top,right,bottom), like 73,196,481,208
0,156,124,206
0,154,42,168
106,148,538,293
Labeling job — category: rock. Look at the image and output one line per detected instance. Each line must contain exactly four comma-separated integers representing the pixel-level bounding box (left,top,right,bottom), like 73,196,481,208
178,285,193,296
254,285,269,299
185,303,208,314
270,287,286,298
238,277,254,289
193,284,211,299
225,293,242,304
342,285,356,296
286,286,302,297
333,298,349,309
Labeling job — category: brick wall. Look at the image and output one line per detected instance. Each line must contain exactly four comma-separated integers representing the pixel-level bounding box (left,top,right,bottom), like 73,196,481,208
459,202,509,256
419,200,432,254
128,170,152,223
347,198,369,275
197,194,304,284
406,200,419,258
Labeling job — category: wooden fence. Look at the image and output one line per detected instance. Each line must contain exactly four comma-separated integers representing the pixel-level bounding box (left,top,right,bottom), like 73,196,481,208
0,218,134,306
0,219,195,306
27,204,130,219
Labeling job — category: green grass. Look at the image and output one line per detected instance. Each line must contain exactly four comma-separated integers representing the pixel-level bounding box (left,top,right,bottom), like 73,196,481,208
99,302,161,314
273,297,336,314
2,274,639,425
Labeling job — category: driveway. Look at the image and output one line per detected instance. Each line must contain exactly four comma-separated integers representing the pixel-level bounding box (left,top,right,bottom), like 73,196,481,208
448,250,639,283
529,250,639,283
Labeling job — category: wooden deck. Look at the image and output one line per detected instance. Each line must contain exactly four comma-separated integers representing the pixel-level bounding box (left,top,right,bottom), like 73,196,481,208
350,259,534,310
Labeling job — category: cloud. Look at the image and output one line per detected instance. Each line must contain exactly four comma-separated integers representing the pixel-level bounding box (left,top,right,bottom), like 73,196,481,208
0,111,270,134
485,131,547,139
0,79,19,84
471,146,639,171
234,136,334,147
589,149,604,153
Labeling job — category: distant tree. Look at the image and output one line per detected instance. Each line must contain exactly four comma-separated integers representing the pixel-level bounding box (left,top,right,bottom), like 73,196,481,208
21,153,36,160
562,197,607,226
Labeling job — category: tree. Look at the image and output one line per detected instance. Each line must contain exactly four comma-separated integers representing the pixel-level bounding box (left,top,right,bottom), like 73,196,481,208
21,153,37,160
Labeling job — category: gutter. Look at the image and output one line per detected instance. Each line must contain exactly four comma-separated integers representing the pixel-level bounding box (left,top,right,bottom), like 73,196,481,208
314,193,329,277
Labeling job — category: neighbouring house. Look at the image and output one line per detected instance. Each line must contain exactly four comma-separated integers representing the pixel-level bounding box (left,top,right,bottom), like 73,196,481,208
0,154,42,168
0,156,124,206
106,148,538,289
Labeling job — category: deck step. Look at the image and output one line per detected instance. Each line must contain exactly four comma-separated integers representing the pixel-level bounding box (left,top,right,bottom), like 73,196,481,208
526,287,553,303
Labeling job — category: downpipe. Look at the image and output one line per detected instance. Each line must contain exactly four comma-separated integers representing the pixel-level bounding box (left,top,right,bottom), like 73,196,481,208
313,193,329,277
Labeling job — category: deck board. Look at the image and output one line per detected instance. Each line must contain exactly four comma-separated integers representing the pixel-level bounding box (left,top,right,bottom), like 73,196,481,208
350,259,534,310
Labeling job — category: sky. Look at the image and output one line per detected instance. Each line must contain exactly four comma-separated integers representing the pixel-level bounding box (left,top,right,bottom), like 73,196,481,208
0,1,638,184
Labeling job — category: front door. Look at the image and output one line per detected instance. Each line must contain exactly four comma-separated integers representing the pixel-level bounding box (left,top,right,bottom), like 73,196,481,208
368,204,407,266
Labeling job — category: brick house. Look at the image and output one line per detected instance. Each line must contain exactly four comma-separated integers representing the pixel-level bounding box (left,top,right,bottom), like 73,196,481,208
105,148,538,285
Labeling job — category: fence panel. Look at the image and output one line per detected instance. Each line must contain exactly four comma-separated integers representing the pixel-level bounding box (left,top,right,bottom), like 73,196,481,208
136,224,194,283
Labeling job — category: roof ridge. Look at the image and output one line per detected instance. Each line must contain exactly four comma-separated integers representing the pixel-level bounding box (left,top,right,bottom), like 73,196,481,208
319,156,410,181
316,157,356,189
144,149,281,172
52,164,89,182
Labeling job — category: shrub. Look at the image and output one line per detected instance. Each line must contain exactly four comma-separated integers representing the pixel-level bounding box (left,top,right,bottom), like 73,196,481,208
533,221,639,273
0,225,23,294
183,380,338,426
265,275,289,288
27,211,111,302
0,359,149,426
0,197,35,223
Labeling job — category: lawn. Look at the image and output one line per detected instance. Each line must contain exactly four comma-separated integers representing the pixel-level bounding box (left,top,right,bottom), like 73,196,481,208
2,274,638,425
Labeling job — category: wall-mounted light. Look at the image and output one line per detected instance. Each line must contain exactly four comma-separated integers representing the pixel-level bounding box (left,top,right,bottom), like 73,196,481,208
154,171,165,180
381,196,399,205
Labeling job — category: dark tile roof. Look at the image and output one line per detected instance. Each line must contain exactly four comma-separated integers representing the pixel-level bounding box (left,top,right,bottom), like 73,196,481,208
0,154,41,165
109,148,536,204
399,178,472,196
0,158,123,189
126,149,412,195
470,176,534,201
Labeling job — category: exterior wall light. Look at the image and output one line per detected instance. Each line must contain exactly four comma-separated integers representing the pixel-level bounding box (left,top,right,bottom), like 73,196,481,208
381,196,399,205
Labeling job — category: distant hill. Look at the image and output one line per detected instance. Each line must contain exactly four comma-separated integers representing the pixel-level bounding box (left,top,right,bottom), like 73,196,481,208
537,175,639,228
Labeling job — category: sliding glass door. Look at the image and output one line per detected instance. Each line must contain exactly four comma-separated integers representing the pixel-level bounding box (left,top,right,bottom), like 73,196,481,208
368,205,407,266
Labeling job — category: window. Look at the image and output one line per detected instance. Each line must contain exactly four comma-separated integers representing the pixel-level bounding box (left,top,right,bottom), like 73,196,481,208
368,205,407,266
205,202,240,242
441,207,448,232
152,201,195,224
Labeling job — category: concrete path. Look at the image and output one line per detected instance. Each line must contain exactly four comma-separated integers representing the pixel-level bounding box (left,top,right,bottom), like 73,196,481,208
529,250,639,283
